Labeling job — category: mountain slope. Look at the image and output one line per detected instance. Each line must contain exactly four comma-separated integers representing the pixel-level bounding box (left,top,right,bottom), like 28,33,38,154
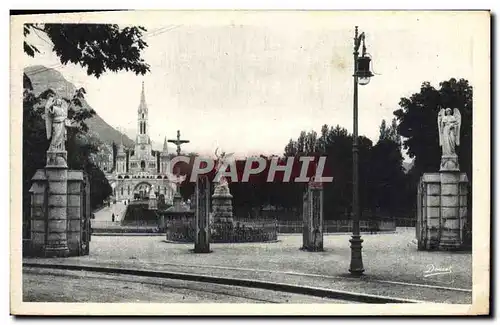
24,65,135,147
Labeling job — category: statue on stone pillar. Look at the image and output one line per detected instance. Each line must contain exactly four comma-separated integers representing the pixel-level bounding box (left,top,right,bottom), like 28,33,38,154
438,107,462,171
45,94,71,152
438,107,461,156
214,148,234,190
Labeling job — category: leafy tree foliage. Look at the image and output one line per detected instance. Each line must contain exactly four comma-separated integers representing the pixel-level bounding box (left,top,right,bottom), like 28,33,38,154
369,119,407,217
24,24,150,78
379,118,401,145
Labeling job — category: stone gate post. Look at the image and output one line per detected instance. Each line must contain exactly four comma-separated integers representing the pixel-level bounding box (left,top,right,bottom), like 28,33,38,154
194,176,211,253
302,180,324,251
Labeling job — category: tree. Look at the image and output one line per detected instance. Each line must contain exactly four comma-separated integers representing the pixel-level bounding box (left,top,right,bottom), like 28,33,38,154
368,136,407,218
296,131,307,155
317,124,329,153
304,130,318,154
24,24,150,78
378,118,401,145
284,139,298,157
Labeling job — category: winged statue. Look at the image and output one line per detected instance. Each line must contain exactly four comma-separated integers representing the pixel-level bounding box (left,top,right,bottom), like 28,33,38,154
214,147,234,186
437,107,461,157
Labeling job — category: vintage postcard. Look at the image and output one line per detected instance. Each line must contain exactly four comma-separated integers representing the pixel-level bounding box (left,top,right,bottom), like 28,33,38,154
10,10,490,315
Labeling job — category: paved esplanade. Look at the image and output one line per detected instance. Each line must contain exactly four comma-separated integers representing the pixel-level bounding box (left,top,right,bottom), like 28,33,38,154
24,267,351,303
24,228,472,303
92,202,127,228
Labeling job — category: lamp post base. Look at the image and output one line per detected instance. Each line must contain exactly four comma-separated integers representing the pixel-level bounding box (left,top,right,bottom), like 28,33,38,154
349,235,365,275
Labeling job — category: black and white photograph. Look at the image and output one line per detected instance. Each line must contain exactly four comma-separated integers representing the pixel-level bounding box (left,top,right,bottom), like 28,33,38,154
9,10,490,315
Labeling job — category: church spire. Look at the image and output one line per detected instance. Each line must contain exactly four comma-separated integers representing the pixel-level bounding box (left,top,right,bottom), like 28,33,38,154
163,136,168,153
117,127,125,155
138,81,148,113
161,136,169,158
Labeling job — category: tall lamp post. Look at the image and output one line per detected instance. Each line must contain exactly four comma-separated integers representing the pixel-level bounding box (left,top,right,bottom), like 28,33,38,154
350,26,374,275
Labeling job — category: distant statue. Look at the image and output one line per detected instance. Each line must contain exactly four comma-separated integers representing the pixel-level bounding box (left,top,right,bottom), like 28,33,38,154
438,107,461,157
214,148,234,188
45,94,71,151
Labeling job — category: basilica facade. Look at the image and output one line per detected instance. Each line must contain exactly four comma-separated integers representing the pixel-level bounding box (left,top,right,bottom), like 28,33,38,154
107,83,176,204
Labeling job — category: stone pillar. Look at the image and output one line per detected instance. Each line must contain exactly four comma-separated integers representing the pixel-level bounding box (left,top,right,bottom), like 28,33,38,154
302,190,309,249
44,150,70,257
417,174,441,250
194,176,211,253
416,172,468,250
28,170,48,256
302,181,324,252
66,171,84,255
211,182,234,241
439,171,468,249
439,154,468,249
211,183,233,224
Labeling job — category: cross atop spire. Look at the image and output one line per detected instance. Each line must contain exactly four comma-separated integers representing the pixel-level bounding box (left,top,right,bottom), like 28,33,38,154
138,81,147,113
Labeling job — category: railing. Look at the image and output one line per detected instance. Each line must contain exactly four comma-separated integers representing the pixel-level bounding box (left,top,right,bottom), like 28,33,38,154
91,218,414,234
277,219,399,233
395,218,417,227
165,218,278,243
91,220,161,233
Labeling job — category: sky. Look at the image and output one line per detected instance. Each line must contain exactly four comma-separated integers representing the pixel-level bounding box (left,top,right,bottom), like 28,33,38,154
23,11,481,159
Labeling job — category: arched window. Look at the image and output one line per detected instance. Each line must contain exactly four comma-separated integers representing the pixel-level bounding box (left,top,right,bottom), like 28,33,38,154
128,186,130,195
121,187,123,195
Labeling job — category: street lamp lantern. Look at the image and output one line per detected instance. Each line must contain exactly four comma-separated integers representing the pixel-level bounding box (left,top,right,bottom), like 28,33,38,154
355,56,374,85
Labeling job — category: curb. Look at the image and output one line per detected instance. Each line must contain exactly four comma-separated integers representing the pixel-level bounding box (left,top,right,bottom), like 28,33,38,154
162,239,281,244
91,233,165,236
278,231,396,236
23,262,425,304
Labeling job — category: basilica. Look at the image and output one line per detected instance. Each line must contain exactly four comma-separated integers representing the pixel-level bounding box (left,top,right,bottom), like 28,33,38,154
106,83,177,204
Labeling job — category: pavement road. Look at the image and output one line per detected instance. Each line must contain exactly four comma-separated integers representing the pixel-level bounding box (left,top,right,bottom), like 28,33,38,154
23,267,352,304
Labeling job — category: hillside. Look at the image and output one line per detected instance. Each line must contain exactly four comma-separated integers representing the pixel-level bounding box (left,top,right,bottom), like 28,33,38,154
23,65,135,147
